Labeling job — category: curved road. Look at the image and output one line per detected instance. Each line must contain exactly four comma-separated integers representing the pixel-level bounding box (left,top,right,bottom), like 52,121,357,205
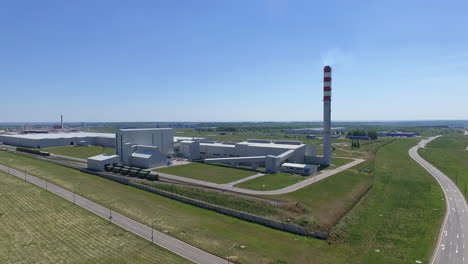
410,136,468,264
158,158,365,195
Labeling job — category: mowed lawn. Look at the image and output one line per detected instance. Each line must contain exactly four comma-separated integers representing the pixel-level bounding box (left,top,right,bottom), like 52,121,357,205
235,172,307,190
154,162,257,184
419,134,468,194
0,151,342,264
270,162,373,229
0,171,190,264
328,138,444,264
40,145,115,159
236,157,355,191
0,138,445,264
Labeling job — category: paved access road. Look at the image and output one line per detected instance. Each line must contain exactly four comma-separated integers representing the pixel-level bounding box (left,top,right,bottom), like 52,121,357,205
0,164,230,264
409,136,468,264
159,158,365,195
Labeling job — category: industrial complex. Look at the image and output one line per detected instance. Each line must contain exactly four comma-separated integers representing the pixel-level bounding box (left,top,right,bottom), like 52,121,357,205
1,66,336,176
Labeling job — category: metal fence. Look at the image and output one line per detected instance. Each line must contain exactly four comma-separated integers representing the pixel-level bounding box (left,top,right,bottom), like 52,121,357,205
81,168,328,239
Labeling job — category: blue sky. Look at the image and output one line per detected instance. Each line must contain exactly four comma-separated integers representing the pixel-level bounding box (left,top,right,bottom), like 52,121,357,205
1,0,467,122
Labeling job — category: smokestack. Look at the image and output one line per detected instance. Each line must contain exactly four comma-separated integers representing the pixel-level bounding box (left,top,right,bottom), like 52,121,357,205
322,66,332,166
61,115,64,129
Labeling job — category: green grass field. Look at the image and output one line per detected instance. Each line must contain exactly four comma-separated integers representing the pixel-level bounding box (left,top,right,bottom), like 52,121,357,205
40,145,115,159
419,134,468,196
235,172,306,191
154,162,257,184
0,138,445,264
329,138,444,263
0,171,190,264
235,157,354,191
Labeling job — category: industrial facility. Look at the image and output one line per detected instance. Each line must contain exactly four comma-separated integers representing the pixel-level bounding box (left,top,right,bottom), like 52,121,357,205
1,66,336,176
287,127,346,135
0,132,115,148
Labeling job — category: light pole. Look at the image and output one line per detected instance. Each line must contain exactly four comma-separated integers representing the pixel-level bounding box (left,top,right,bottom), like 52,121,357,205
151,219,154,243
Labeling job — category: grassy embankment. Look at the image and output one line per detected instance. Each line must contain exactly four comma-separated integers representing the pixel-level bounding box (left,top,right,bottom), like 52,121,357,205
0,138,444,264
40,145,115,159
419,134,468,196
0,171,190,264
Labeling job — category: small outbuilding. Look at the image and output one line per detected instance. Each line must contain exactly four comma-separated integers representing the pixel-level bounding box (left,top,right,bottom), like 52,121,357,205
280,163,317,176
87,154,119,172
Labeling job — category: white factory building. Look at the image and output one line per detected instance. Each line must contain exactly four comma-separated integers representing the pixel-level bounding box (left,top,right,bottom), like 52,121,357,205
179,139,318,174
116,128,174,169
286,127,346,135
0,132,115,148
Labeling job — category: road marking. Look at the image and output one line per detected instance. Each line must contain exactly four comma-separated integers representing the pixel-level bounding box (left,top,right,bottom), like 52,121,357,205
444,230,448,236
441,244,445,250
456,245,458,253
457,233,459,238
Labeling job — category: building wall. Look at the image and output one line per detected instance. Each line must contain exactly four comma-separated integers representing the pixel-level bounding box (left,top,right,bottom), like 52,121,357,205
0,135,116,148
116,128,174,164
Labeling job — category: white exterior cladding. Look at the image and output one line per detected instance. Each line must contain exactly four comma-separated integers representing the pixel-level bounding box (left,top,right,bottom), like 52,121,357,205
182,139,317,173
281,163,317,176
87,154,119,172
0,132,115,148
116,128,174,168
286,127,345,134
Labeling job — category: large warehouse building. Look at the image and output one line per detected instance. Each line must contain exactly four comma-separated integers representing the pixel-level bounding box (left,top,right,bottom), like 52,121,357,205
179,139,317,173
0,132,115,148
116,128,174,169
286,127,346,135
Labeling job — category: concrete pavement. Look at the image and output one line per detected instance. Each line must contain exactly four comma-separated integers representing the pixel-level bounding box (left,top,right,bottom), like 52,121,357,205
225,172,265,186
159,158,365,195
409,136,468,264
0,164,230,264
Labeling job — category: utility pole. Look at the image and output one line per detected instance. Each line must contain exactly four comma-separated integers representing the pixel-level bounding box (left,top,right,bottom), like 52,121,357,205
151,219,154,243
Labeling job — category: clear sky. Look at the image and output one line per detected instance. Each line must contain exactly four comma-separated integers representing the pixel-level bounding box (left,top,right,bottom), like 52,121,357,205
1,0,467,122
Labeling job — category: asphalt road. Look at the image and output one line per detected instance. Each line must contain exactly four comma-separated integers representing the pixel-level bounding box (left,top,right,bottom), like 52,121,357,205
409,136,468,264
0,164,230,264
159,158,365,195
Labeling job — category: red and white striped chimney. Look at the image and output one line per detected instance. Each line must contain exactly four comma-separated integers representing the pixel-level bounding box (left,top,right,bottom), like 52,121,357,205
324,66,332,101
322,66,332,166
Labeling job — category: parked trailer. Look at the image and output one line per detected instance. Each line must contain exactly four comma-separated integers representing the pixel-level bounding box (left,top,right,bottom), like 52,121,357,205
16,147,50,156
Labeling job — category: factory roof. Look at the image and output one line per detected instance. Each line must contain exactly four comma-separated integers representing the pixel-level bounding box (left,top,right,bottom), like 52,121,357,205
88,154,118,161
173,136,206,142
237,141,305,149
0,132,115,140
200,142,236,148
119,128,172,131
288,127,345,131
281,163,311,169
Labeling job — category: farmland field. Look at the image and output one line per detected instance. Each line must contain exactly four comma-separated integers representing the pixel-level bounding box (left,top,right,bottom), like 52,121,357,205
0,171,190,264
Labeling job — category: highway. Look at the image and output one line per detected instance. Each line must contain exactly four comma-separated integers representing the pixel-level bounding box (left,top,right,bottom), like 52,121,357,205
0,164,231,264
409,136,468,264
